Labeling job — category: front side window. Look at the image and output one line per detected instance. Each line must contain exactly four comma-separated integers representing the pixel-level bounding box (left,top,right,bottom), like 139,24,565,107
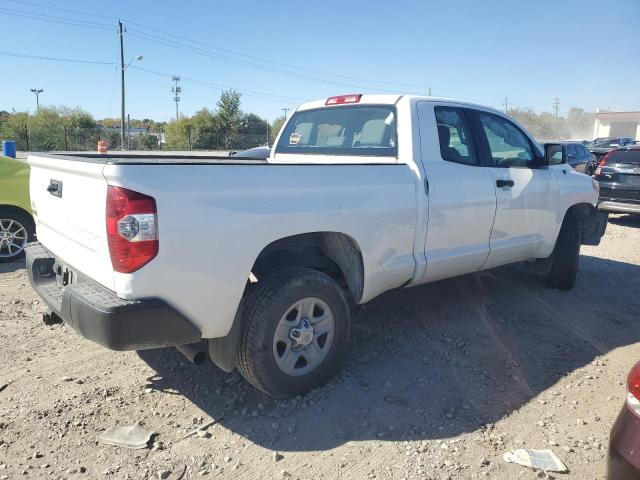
275,105,397,157
435,107,477,165
478,113,534,167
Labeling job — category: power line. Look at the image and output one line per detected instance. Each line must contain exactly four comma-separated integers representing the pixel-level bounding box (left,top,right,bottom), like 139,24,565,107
0,50,117,65
6,0,425,90
5,0,115,20
2,2,563,107
130,65,302,104
0,7,113,30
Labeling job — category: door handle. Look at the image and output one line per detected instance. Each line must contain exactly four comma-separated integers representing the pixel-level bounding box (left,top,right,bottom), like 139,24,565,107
496,179,514,188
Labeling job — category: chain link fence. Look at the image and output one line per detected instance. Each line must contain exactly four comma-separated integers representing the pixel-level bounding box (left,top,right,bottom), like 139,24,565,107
1,125,270,153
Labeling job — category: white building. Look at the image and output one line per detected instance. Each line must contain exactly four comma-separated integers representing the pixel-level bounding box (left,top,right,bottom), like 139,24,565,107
593,110,640,140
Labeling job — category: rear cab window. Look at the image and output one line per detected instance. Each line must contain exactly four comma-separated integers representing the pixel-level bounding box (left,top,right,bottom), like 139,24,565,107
434,107,478,165
275,105,397,157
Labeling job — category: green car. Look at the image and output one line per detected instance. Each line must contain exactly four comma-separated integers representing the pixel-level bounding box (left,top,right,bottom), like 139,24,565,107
0,155,35,262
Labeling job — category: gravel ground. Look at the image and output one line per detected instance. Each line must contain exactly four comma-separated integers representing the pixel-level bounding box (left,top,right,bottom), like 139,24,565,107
1,214,639,480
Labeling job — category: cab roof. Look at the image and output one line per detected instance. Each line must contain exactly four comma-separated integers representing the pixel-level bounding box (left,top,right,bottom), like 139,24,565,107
295,94,500,113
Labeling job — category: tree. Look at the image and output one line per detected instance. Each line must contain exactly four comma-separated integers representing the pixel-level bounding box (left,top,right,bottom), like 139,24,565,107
165,117,194,150
216,89,242,147
270,116,286,143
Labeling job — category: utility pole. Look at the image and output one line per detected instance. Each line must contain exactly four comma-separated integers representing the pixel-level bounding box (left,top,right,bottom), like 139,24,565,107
504,97,509,113
553,97,560,139
265,118,270,145
172,76,181,121
119,19,126,150
127,113,131,149
281,107,290,120
427,86,432,96
30,88,43,114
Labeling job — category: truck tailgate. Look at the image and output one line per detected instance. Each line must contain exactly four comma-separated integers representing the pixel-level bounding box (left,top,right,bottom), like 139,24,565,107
28,155,114,290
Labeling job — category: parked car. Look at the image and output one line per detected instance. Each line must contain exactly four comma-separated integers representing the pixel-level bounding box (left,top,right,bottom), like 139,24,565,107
589,137,636,162
229,145,271,158
595,145,640,214
607,360,640,479
25,94,607,398
563,141,597,175
0,155,35,262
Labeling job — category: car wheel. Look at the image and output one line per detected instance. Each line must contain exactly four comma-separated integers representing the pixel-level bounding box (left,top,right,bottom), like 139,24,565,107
545,215,580,290
585,165,594,176
236,266,350,398
0,207,35,263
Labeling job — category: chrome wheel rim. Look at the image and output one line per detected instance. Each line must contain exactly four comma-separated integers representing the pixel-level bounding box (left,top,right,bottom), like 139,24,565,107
272,297,335,376
0,218,28,259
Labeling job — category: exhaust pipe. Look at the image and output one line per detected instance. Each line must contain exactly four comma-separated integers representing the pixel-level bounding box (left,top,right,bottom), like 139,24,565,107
176,343,207,366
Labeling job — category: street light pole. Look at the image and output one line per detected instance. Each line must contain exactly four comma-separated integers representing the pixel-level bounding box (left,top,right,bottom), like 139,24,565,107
119,19,126,150
118,20,143,151
30,88,43,114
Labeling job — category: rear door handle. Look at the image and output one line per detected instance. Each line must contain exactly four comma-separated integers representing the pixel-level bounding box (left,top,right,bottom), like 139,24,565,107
496,179,514,188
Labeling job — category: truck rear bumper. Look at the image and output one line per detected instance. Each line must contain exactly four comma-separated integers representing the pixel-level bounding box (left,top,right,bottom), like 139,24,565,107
25,242,201,351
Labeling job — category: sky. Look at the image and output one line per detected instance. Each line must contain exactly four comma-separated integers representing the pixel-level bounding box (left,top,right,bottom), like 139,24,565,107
1,0,639,122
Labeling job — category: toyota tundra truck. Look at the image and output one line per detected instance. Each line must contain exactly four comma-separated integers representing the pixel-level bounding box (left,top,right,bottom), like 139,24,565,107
25,94,608,398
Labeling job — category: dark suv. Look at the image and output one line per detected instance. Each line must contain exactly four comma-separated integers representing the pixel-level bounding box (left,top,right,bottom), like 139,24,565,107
564,141,597,175
589,137,635,162
595,145,640,214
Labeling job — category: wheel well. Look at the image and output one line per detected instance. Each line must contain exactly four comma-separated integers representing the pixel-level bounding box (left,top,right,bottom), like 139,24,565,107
249,232,364,303
0,205,34,227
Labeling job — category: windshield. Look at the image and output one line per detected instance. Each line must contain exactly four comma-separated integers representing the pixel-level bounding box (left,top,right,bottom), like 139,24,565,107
275,105,397,157
606,150,640,166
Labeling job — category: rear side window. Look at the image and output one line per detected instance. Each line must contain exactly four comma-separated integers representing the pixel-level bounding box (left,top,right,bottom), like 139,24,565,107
606,150,640,166
434,107,477,165
275,105,397,157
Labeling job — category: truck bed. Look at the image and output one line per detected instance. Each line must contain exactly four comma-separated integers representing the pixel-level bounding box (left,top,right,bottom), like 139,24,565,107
33,152,268,165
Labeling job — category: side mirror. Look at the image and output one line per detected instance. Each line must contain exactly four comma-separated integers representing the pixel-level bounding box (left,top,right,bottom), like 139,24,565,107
544,143,565,165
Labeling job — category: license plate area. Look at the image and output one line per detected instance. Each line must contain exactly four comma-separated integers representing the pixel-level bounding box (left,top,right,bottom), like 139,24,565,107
54,262,77,288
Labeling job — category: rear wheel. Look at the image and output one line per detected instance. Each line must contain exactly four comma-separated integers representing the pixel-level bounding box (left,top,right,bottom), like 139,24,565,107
236,267,350,398
0,208,35,263
546,215,580,290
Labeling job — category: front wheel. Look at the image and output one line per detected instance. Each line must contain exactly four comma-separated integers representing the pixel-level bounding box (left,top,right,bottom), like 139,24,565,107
236,267,350,398
546,216,580,290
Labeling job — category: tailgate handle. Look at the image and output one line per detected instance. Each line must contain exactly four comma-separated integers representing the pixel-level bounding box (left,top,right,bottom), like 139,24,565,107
47,180,63,198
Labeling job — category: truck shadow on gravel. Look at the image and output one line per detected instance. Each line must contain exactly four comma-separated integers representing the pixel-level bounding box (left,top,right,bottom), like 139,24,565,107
138,254,640,452
608,214,640,228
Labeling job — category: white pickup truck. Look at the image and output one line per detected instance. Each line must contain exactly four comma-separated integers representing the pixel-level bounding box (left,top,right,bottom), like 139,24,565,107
26,94,608,398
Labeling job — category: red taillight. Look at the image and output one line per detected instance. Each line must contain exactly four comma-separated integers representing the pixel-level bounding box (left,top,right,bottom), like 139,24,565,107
325,94,362,106
106,186,158,273
594,151,614,176
627,361,640,417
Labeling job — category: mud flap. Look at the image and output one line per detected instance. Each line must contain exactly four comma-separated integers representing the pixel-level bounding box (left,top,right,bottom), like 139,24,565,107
208,301,244,372
581,211,609,246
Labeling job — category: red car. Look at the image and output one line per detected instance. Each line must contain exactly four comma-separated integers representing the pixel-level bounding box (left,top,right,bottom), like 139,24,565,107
608,361,640,479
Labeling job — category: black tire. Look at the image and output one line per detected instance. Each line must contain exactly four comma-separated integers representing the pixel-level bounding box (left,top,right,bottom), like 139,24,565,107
236,267,350,399
546,215,580,290
585,165,594,176
0,207,35,263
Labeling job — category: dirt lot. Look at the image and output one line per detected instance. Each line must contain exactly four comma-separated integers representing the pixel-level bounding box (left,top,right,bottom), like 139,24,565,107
1,214,639,480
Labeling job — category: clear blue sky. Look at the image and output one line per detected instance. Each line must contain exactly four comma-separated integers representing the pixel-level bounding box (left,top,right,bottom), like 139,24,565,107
1,0,639,122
